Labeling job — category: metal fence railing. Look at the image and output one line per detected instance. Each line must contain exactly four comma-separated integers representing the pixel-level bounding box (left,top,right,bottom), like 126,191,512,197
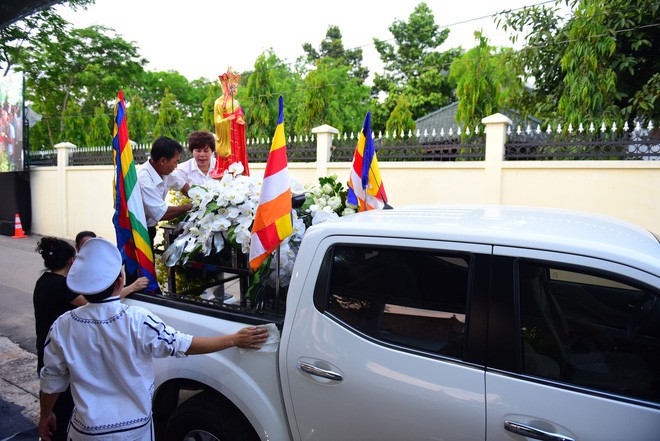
24,120,659,167
505,122,659,160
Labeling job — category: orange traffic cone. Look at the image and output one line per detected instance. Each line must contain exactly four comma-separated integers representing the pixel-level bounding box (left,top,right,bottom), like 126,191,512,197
11,213,28,239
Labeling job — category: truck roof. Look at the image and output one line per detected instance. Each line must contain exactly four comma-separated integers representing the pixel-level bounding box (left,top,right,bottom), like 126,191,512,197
309,205,660,276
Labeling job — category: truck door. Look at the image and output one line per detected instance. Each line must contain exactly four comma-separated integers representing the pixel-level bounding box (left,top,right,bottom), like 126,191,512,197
486,248,660,441
281,237,491,441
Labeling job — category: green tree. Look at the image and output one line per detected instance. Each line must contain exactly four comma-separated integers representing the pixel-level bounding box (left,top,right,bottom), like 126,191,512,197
130,70,207,136
201,82,219,133
61,100,87,145
294,58,369,134
153,88,183,141
449,32,523,129
243,51,279,139
0,0,93,76
86,104,112,146
373,2,459,131
125,94,152,145
499,0,659,122
385,95,416,136
20,25,146,149
303,25,369,84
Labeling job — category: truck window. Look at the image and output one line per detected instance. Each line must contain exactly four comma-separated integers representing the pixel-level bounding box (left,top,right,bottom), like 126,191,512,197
518,260,660,404
319,245,471,359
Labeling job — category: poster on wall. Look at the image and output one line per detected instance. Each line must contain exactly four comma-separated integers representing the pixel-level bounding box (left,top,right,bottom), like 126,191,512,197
0,71,24,172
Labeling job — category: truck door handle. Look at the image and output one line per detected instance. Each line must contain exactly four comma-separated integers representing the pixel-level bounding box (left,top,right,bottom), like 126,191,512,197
504,420,575,441
298,361,343,381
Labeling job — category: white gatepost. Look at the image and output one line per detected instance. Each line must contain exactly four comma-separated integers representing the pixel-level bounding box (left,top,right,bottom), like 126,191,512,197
54,142,76,238
312,124,339,177
481,113,511,205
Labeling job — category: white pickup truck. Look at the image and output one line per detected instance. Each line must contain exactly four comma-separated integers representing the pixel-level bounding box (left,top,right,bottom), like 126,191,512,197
125,205,660,441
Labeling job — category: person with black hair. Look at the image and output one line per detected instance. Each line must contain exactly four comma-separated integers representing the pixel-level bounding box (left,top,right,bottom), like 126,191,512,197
74,230,96,251
137,136,193,244
33,237,85,441
171,130,217,185
38,238,268,440
75,230,150,296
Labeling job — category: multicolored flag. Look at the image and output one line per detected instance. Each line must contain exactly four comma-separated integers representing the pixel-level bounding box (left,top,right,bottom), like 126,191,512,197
249,96,292,270
347,112,388,211
112,90,160,293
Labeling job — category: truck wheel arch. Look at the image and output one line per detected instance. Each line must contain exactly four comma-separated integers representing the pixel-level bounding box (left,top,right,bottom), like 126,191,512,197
162,389,260,441
153,380,260,441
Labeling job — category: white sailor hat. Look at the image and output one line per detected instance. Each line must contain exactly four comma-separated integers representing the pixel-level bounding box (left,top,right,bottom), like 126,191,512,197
67,237,122,295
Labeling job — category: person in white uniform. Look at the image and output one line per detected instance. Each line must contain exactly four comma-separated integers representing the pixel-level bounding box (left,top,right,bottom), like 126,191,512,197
38,237,268,441
171,130,217,186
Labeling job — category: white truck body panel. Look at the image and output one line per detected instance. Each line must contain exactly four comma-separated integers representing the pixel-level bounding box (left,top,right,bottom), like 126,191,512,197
126,205,660,440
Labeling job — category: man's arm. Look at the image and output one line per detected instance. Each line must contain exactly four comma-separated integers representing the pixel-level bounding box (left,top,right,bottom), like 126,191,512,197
180,182,190,197
39,390,60,441
185,326,268,355
160,203,193,221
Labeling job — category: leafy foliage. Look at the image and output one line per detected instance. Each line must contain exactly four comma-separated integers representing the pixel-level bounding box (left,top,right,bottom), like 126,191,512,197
372,2,458,132
243,51,280,139
153,88,182,140
386,95,416,135
449,32,523,129
0,0,93,75
302,25,369,84
86,104,112,147
498,0,660,123
294,58,370,134
11,0,655,154
20,25,146,148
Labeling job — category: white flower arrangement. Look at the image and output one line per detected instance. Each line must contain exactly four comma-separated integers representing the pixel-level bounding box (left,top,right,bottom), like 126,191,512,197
162,163,261,266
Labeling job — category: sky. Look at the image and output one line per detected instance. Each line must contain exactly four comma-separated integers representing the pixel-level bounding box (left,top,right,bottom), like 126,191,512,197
56,0,556,83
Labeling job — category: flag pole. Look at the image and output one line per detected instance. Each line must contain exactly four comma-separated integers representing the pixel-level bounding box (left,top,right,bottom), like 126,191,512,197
274,245,281,316
368,165,393,209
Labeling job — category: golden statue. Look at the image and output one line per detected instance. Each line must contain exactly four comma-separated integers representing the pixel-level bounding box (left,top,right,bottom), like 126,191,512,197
210,68,250,178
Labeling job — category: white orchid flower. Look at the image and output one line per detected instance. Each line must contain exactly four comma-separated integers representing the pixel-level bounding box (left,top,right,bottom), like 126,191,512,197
224,206,242,219
188,185,207,201
228,162,244,176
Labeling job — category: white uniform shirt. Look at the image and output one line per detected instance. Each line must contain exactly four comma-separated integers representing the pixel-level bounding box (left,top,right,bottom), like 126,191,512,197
137,161,186,227
171,156,216,187
40,297,193,440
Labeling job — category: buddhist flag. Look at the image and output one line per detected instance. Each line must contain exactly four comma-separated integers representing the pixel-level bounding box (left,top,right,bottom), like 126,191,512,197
347,112,388,211
112,90,159,293
249,96,292,270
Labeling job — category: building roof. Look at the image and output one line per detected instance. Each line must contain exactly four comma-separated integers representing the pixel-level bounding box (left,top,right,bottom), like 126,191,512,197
414,102,542,137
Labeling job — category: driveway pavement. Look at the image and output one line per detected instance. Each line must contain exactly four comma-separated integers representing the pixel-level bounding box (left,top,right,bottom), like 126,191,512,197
0,336,39,440
0,233,44,439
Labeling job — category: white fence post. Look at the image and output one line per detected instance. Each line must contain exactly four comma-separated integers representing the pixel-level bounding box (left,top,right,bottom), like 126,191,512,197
312,124,339,177
54,142,76,238
481,113,511,205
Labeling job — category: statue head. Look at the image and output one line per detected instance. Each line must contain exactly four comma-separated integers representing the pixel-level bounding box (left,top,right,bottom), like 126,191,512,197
219,68,240,96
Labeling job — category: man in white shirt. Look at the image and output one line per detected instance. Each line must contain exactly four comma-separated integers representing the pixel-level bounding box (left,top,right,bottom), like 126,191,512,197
171,130,217,186
38,237,268,440
137,136,193,244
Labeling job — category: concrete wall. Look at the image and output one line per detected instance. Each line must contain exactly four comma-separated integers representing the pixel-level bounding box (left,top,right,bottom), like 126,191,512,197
30,115,660,241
